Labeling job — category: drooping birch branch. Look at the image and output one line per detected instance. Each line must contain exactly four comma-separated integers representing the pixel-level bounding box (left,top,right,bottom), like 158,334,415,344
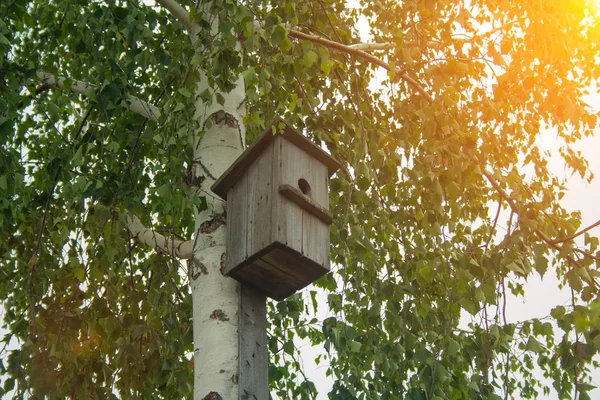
37,71,161,122
126,213,194,259
482,169,598,285
155,0,192,32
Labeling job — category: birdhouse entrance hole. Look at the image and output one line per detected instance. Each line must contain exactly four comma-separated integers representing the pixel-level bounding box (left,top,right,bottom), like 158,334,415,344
298,178,311,196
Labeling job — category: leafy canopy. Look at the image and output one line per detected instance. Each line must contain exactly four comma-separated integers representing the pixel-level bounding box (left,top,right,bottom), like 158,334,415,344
1,0,600,398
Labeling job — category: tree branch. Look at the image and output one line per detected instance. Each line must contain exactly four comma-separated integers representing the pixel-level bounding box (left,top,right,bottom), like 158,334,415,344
482,169,597,286
286,30,434,103
36,71,161,122
125,213,194,259
346,42,393,51
550,219,600,245
155,0,191,32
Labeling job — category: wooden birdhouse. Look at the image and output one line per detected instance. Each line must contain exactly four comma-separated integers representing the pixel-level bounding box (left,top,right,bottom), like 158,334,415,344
211,119,341,300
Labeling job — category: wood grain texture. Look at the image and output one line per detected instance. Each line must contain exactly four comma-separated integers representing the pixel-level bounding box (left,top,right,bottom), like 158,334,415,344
275,138,303,254
245,156,258,260
221,122,336,300
238,284,268,400
226,174,248,274
301,152,330,269
250,143,273,255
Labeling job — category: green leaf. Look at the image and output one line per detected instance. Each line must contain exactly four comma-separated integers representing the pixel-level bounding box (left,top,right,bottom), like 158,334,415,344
73,266,85,282
178,88,192,98
321,59,335,75
100,82,122,104
215,92,225,106
303,50,318,68
131,324,145,340
199,88,212,104
271,25,287,47
283,340,294,355
348,341,362,353
551,306,566,319
525,337,544,353
47,102,60,116
447,339,460,356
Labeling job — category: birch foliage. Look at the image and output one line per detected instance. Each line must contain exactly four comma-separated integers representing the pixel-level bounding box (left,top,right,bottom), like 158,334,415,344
1,0,600,399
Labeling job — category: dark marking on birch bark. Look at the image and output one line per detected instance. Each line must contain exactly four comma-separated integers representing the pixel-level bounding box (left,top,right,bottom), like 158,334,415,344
187,165,206,187
220,252,227,275
209,110,238,128
201,392,223,400
238,124,244,149
232,374,238,384
210,309,229,321
188,258,208,280
200,213,226,234
202,110,244,149
192,159,216,180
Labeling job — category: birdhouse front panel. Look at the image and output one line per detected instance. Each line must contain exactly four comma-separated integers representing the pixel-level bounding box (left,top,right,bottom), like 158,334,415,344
271,136,330,272
212,119,341,300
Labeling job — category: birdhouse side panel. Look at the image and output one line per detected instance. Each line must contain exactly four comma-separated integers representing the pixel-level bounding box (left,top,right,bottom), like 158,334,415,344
225,173,248,274
246,142,274,257
301,156,330,269
271,137,303,254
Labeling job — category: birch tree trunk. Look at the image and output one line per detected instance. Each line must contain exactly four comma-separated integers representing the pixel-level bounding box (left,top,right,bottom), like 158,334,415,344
189,74,245,398
189,19,246,400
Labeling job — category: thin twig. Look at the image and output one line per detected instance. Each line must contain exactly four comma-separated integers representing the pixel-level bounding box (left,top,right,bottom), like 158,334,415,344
550,219,600,245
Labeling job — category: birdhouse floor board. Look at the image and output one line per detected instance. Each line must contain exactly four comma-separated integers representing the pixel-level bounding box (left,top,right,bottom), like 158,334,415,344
227,242,329,300
232,260,297,301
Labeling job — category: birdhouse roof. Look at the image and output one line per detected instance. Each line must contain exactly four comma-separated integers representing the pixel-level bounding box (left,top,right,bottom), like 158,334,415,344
211,118,341,200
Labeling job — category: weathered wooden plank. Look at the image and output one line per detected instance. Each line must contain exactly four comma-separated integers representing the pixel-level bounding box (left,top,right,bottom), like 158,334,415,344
238,284,268,400
270,136,283,250
302,154,330,268
226,174,248,274
245,157,258,258
276,138,303,254
250,143,273,255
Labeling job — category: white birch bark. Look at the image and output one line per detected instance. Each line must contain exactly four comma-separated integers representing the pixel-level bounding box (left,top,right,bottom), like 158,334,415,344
187,7,245,400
